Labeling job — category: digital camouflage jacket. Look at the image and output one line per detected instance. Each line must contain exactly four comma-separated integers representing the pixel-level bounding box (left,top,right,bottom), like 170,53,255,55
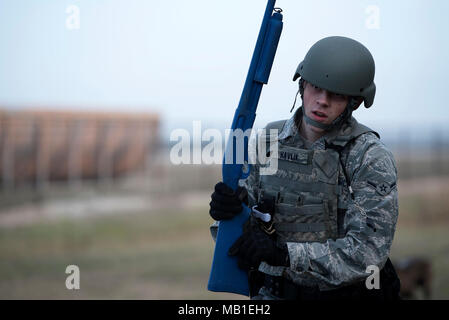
211,108,399,291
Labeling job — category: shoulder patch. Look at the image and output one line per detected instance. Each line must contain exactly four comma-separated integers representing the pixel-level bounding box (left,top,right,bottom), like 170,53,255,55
367,180,397,196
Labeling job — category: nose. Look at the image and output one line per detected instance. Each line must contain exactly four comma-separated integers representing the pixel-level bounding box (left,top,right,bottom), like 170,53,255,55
316,89,331,107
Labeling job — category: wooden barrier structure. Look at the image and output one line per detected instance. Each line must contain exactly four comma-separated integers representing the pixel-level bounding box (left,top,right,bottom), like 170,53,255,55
0,109,159,188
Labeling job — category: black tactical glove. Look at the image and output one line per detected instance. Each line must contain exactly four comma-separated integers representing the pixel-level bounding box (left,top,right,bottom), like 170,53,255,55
228,222,289,271
209,182,248,221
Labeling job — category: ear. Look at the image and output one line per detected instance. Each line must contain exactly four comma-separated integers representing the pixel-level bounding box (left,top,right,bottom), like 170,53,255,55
352,97,364,111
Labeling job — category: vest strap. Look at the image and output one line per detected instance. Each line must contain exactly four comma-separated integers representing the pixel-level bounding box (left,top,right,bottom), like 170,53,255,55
276,203,325,215
266,176,338,195
265,119,288,132
274,222,326,233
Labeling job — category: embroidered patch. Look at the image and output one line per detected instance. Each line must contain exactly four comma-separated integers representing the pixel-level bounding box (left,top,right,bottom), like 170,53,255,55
367,180,396,196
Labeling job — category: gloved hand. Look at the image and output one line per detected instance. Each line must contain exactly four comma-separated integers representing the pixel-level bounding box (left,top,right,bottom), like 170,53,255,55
228,222,289,271
209,182,248,221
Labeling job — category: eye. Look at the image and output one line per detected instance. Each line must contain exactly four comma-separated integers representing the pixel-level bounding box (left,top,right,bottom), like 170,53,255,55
332,93,347,100
311,85,321,92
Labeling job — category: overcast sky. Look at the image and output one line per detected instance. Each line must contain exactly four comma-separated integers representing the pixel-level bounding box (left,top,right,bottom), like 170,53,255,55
1,0,448,140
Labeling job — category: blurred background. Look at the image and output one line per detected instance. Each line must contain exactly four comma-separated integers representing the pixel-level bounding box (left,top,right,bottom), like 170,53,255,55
0,0,448,299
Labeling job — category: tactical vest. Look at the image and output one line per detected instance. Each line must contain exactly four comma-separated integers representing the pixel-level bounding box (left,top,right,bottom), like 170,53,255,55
257,119,378,247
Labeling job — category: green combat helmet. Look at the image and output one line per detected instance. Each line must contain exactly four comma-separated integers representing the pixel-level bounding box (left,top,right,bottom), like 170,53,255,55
293,36,376,131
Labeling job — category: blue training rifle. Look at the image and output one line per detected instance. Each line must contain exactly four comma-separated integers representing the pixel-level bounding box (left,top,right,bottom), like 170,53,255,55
207,0,283,296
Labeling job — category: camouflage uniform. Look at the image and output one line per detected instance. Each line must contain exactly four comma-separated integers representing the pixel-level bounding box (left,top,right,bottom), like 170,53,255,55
211,108,399,297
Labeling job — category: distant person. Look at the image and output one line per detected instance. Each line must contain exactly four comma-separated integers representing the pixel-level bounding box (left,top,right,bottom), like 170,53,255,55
209,36,401,300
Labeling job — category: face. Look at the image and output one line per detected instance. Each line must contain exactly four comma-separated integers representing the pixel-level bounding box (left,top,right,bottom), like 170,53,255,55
302,81,349,134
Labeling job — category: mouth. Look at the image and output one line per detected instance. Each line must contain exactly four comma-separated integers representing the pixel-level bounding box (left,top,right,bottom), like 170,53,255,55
310,110,328,121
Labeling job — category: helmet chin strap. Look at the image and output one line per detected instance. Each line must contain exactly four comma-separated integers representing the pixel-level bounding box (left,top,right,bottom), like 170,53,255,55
291,78,358,132
302,98,357,131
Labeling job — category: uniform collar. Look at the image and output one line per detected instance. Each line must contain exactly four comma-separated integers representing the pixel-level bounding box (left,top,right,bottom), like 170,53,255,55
277,112,298,141
278,107,358,149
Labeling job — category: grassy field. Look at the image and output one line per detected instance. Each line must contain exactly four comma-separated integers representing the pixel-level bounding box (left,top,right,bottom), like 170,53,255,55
0,177,448,299
390,224,449,299
0,204,244,299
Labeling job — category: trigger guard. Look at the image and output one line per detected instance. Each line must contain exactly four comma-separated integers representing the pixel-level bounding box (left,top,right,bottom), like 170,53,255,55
241,163,251,179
